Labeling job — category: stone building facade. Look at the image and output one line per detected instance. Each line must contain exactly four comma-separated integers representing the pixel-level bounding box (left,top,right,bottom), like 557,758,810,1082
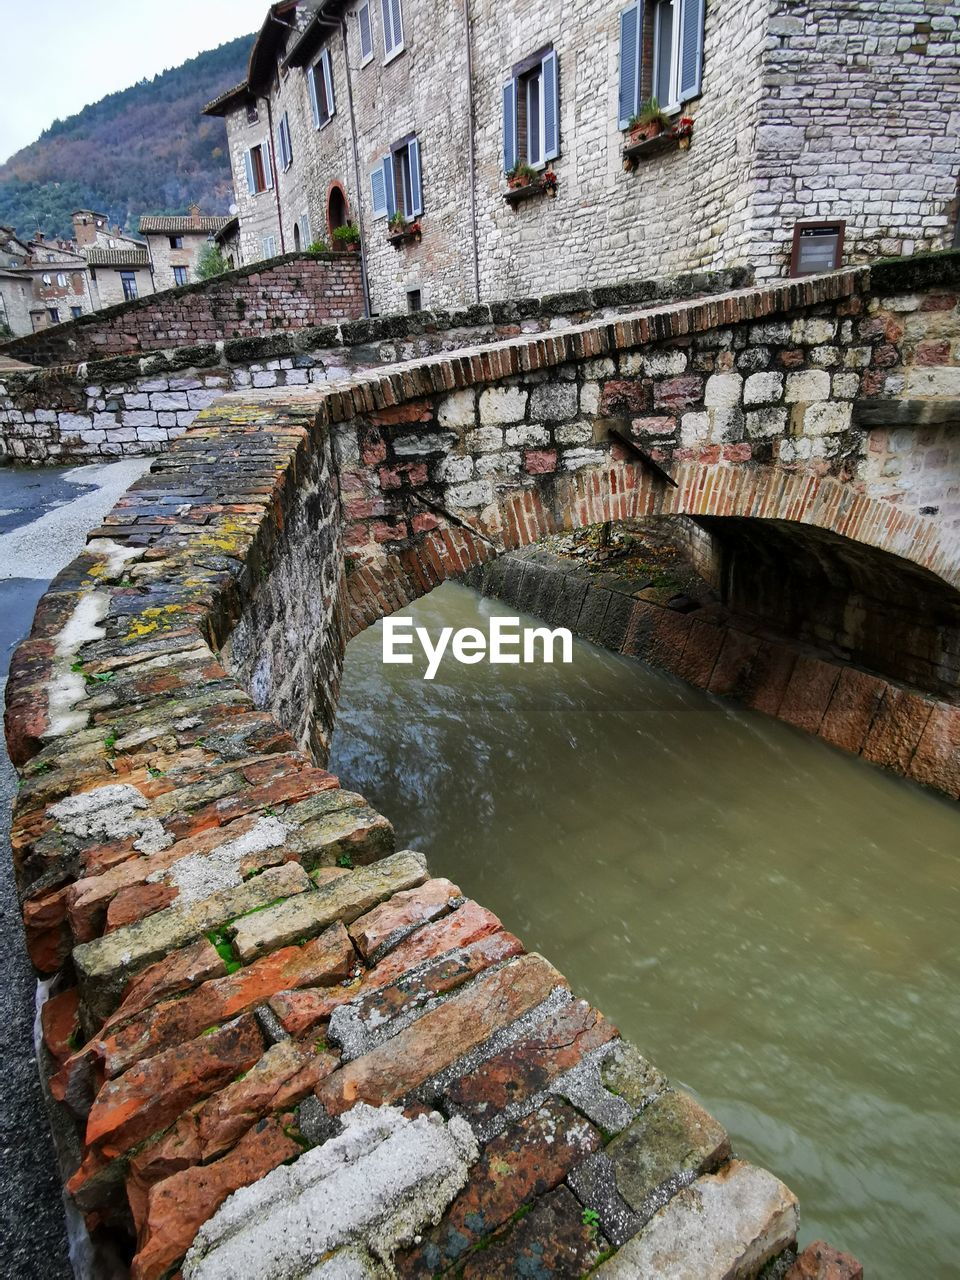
85,247,156,309
207,0,960,317
140,207,232,290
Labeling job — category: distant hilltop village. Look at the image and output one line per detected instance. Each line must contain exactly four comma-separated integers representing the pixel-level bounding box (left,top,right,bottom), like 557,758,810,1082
0,206,231,338
1,0,959,336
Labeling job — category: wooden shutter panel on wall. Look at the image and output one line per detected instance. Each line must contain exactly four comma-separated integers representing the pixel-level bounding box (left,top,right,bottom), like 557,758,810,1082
321,49,336,117
502,80,517,173
371,166,387,217
678,0,705,102
359,3,373,60
618,2,643,129
262,140,273,190
383,156,397,218
542,50,559,162
244,149,255,195
307,64,321,127
390,0,403,50
408,138,422,216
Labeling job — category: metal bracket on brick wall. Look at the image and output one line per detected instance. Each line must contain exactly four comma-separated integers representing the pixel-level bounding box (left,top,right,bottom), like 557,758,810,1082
607,426,678,488
409,492,503,551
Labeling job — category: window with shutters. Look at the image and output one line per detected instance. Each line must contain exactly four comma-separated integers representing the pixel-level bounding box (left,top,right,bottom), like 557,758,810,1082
371,136,423,223
277,112,293,170
120,272,138,302
502,47,559,175
380,0,404,63
169,235,184,249
246,103,259,124
358,2,374,66
47,307,60,324
173,266,189,286
245,143,273,195
261,234,277,259
308,50,336,128
70,306,82,319
618,0,705,130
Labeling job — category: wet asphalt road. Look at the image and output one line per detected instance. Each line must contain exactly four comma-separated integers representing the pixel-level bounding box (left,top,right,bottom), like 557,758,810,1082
0,459,149,1278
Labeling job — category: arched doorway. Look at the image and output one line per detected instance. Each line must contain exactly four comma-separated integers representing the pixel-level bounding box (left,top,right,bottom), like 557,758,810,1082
327,184,349,236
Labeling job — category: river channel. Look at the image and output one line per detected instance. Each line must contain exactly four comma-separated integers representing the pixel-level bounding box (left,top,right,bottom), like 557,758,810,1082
328,580,960,1278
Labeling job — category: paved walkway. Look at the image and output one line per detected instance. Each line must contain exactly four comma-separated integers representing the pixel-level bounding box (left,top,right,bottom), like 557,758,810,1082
0,457,149,1277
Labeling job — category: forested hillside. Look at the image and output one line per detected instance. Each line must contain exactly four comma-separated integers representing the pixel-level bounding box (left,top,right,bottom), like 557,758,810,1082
0,34,253,240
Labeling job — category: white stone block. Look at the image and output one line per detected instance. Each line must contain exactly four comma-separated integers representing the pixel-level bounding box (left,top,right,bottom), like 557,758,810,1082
478,386,527,424
784,370,831,403
529,382,578,421
743,372,783,406
437,390,476,429
704,373,743,407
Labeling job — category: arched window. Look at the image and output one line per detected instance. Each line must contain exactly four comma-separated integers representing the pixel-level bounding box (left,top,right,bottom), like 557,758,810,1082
328,185,349,234
293,222,302,251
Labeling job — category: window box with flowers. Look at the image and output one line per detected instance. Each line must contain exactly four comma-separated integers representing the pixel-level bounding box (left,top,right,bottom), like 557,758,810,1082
622,100,694,169
387,211,422,247
504,163,559,207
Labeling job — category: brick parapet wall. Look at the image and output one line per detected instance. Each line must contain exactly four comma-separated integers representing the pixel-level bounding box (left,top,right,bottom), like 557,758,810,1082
0,251,364,366
4,384,831,1278
0,265,754,463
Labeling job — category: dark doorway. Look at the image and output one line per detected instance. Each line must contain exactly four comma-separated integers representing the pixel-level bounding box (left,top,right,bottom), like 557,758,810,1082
328,185,349,235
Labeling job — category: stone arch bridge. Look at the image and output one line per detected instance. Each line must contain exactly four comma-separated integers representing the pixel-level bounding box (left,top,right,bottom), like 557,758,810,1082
6,254,957,1279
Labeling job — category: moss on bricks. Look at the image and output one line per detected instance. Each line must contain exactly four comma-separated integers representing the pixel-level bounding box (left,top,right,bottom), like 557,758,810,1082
541,288,595,315
164,344,220,372
223,334,297,363
871,248,960,294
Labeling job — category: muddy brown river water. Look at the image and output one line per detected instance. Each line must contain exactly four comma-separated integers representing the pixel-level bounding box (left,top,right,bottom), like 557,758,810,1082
328,580,960,1278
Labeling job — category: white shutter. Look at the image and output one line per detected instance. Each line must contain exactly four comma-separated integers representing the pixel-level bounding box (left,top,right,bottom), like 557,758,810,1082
307,63,320,127
381,0,404,57
542,50,559,162
371,165,388,218
678,0,705,102
358,2,373,63
618,3,643,129
502,80,517,173
262,140,273,190
244,149,255,195
276,119,284,168
322,49,336,118
408,138,422,216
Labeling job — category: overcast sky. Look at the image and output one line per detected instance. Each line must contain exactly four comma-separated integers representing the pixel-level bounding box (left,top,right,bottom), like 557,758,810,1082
0,0,268,164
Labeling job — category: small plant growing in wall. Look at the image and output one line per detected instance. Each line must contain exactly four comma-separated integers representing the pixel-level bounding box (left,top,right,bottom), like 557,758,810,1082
195,243,230,279
332,223,361,251
306,238,329,253
388,211,407,233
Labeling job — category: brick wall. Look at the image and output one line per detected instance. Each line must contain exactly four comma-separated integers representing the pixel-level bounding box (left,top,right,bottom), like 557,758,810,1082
0,251,365,366
0,265,750,462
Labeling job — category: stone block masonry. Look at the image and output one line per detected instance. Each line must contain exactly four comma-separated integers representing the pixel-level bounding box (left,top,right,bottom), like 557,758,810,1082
4,400,862,1272
0,266,752,463
0,251,364,367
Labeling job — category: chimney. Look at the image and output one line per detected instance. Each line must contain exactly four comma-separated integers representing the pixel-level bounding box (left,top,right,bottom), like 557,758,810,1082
190,203,202,226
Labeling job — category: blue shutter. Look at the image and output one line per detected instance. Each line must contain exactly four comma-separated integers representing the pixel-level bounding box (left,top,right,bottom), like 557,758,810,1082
408,138,422,216
502,80,517,173
679,0,705,102
618,3,643,129
302,211,312,246
371,165,387,218
542,50,559,162
383,156,397,218
390,0,403,50
262,139,273,189
243,149,255,195
359,2,373,61
307,64,320,127
322,49,336,118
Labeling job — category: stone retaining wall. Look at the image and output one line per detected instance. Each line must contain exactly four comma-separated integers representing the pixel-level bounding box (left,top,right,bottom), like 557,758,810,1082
0,251,365,367
2,388,848,1279
471,542,960,800
0,267,752,463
